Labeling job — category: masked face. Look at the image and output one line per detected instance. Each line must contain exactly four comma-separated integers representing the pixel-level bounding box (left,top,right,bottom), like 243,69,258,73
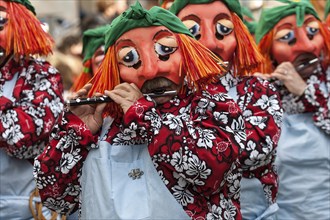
91,46,105,75
116,26,184,104
271,14,324,78
0,1,9,66
177,1,237,63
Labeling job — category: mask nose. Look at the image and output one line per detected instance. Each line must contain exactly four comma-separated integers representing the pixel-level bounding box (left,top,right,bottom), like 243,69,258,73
199,22,224,52
293,28,316,53
138,54,159,80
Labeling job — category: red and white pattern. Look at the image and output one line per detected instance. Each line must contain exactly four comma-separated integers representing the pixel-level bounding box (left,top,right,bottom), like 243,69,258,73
208,72,283,205
0,57,64,159
35,88,246,219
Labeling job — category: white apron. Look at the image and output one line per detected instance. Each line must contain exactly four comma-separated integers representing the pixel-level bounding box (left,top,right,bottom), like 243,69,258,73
275,113,330,220
81,117,190,219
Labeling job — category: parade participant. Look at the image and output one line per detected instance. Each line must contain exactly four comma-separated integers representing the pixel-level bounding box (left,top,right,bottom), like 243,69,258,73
34,2,246,219
71,25,108,92
0,0,64,219
170,1,283,219
159,0,173,9
255,0,330,219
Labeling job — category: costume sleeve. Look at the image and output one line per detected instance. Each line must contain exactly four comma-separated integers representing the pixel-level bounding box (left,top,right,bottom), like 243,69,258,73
298,81,330,135
238,77,283,201
33,111,98,214
0,59,64,159
124,92,246,193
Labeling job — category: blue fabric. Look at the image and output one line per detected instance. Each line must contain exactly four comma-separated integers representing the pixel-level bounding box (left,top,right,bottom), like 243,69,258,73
240,178,279,220
81,117,190,219
275,113,330,219
2,72,18,100
0,150,55,220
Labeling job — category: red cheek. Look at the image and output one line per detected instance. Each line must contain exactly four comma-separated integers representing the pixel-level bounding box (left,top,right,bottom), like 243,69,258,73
271,43,294,63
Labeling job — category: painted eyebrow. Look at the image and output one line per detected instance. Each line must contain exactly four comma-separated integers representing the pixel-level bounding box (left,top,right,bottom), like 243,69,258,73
115,39,132,47
303,16,317,25
181,14,200,22
153,29,172,40
274,23,294,33
0,6,6,11
214,13,231,23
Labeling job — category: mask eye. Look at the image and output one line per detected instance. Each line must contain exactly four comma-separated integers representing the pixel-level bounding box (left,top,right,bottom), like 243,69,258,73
182,20,201,40
0,16,8,31
216,19,234,37
274,29,295,44
118,46,140,68
154,36,178,61
306,21,319,37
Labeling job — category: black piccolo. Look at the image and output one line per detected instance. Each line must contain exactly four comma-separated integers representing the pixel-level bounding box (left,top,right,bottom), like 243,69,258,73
296,58,319,71
66,90,178,106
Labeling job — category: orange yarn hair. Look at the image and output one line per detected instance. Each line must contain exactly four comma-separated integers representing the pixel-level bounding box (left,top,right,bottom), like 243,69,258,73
6,1,54,57
88,33,226,118
70,59,93,92
258,20,330,73
231,12,264,76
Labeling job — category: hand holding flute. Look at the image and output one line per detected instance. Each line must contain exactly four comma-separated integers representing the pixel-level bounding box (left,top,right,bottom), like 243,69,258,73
254,57,320,96
67,83,108,134
68,83,144,133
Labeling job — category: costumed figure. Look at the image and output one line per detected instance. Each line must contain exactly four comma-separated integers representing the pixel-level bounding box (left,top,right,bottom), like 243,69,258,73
71,25,108,92
170,1,283,219
0,0,64,219
255,0,330,219
34,2,246,219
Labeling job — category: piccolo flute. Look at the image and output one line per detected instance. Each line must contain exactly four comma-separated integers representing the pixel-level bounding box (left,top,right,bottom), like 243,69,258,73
296,58,319,71
67,90,178,106
269,58,320,83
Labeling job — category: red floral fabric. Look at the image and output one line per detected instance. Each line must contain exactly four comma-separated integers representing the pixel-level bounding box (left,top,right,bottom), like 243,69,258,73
35,88,246,220
0,57,64,159
207,72,283,204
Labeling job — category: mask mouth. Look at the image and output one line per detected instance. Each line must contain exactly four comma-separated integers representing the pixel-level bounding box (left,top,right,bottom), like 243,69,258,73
141,77,179,95
293,53,319,70
293,53,321,79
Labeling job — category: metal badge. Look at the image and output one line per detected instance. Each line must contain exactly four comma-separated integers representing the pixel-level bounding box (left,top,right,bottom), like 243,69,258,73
128,168,144,180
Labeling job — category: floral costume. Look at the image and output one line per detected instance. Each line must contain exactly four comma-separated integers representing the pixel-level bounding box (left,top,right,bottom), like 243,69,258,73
34,3,246,220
